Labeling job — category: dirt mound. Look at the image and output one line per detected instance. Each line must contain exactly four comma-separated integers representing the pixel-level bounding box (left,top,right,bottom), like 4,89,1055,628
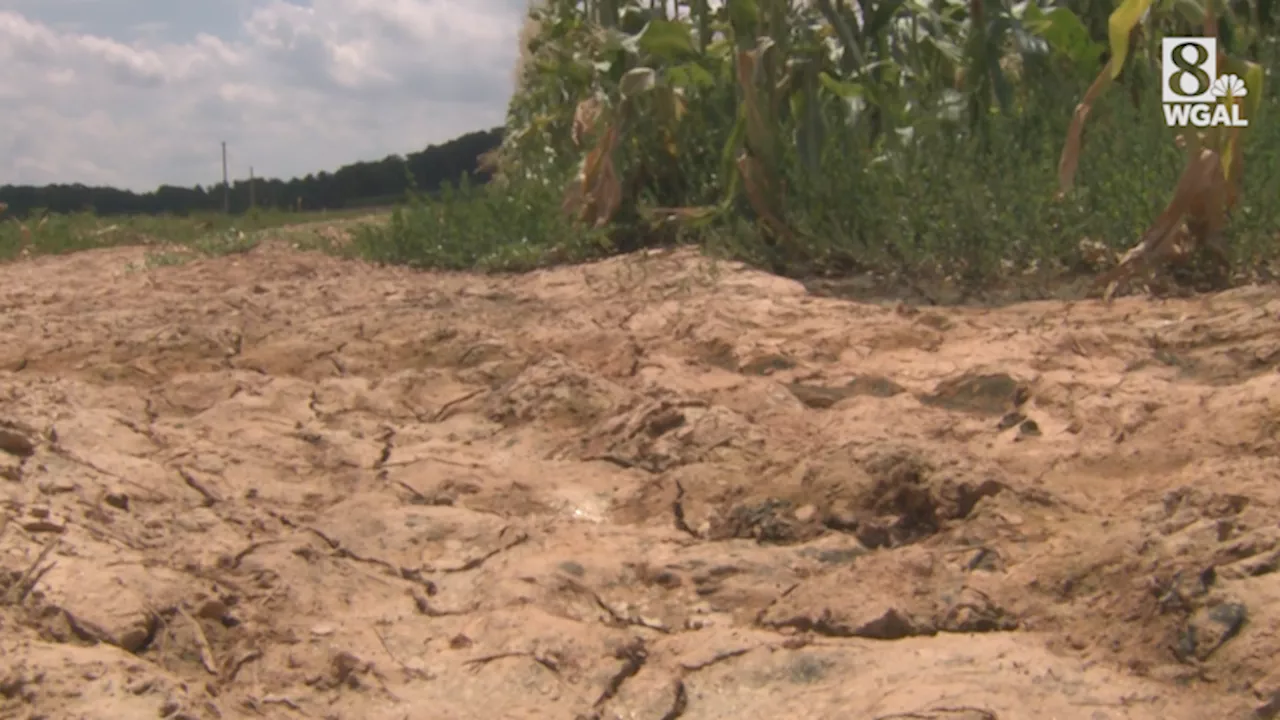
2,242,1279,718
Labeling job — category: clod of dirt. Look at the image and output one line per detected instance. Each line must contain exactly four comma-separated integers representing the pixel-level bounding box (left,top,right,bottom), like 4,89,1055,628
103,491,130,511
914,312,956,332
579,399,762,472
559,561,587,577
1256,691,1280,720
937,587,1020,633
846,374,906,398
1154,487,1250,533
797,544,868,565
786,375,907,409
63,606,158,654
996,412,1025,430
328,650,369,689
854,450,944,547
844,448,1004,549
39,560,180,654
709,498,825,545
0,665,36,703
761,549,1017,640
787,383,854,409
0,642,195,717
922,372,1028,416
1217,531,1280,580
876,708,996,720
486,354,635,430
740,354,796,376
966,547,1006,573
701,445,1008,554
0,420,38,457
1175,599,1248,662
698,339,740,371
1016,419,1041,438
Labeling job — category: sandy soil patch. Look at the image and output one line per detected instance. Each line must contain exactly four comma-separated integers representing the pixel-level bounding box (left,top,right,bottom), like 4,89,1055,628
2,243,1279,719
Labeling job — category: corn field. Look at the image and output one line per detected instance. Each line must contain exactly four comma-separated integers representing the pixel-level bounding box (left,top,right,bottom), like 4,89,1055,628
364,0,1280,298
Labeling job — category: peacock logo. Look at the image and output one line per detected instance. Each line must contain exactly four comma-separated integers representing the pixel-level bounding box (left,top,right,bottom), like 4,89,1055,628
1210,74,1249,99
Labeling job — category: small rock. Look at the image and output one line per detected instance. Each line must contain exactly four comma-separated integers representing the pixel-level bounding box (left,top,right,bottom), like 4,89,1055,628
310,623,336,637
793,504,817,523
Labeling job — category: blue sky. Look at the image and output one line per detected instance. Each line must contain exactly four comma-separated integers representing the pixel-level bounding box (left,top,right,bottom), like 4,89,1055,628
0,0,528,190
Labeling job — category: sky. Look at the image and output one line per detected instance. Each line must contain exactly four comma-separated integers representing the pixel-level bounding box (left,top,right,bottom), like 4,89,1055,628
0,0,528,191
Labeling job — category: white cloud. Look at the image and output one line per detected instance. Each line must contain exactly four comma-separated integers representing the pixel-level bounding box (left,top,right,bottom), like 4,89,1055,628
0,0,526,191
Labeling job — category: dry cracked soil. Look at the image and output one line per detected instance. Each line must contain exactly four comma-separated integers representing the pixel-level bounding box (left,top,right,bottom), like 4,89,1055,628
2,241,1280,720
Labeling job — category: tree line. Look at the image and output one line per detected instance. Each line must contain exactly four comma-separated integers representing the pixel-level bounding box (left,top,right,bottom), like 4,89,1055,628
0,128,503,219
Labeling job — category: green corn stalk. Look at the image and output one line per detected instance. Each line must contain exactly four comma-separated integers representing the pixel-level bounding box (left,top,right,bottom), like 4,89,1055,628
504,0,1111,267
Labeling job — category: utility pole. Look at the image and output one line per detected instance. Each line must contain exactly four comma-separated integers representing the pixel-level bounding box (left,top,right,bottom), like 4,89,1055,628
221,141,229,213
249,166,256,209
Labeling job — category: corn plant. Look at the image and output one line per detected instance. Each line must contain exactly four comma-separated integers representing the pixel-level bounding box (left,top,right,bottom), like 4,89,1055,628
500,0,1101,269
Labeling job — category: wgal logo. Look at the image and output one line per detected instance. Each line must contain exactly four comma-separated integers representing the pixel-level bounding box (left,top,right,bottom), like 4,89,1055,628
1161,37,1248,128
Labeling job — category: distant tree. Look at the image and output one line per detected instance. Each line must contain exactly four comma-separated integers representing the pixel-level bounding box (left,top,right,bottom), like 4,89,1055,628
0,127,503,218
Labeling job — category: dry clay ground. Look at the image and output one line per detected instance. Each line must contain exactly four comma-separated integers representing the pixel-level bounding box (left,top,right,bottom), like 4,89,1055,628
1,242,1279,720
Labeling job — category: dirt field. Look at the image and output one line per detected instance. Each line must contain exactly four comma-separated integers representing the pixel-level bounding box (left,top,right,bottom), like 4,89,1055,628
2,242,1279,719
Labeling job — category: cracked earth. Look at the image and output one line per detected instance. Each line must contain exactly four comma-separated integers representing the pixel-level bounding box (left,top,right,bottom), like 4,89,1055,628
2,242,1280,719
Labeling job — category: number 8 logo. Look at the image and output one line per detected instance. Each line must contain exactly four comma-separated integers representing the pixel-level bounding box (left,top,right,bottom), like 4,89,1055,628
1168,41,1212,98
